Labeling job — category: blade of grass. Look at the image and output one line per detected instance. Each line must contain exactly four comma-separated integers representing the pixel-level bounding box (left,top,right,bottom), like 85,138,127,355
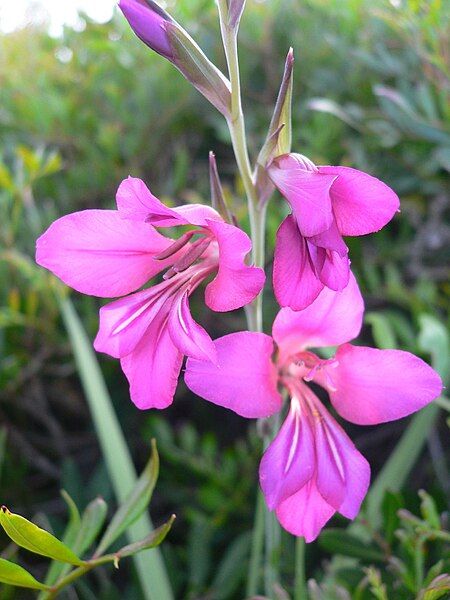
59,297,173,600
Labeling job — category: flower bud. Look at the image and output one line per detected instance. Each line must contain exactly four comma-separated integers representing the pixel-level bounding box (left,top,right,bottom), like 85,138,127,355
118,0,174,59
119,0,231,117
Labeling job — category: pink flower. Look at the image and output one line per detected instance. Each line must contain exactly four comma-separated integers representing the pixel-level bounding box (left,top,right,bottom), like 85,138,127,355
267,153,400,310
184,274,442,541
36,176,265,409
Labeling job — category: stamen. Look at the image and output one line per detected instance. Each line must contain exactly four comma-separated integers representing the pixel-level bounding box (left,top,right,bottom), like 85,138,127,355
154,231,196,260
163,237,211,279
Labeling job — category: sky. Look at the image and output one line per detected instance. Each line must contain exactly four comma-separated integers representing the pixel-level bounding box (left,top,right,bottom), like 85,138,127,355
0,0,117,36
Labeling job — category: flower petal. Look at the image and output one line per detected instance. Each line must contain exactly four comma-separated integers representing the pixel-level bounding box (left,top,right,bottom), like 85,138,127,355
314,399,370,519
120,311,183,410
308,219,348,256
275,478,335,542
313,246,350,291
36,210,173,297
268,154,337,237
330,344,443,425
273,272,363,359
204,220,265,312
94,285,170,358
117,176,221,227
320,166,400,236
306,388,370,515
273,216,324,311
118,0,173,59
168,291,217,362
259,398,315,510
184,332,282,418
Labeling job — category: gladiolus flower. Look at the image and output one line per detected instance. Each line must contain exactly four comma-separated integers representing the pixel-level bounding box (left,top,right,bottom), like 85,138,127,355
267,153,400,310
184,274,442,541
36,177,264,409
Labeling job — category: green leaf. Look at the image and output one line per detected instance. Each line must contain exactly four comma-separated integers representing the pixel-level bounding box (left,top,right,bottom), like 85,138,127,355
365,312,397,349
95,440,159,556
39,491,83,595
75,497,108,557
381,491,403,545
211,532,252,600
116,515,176,559
418,490,441,529
319,530,384,562
418,315,450,384
59,298,172,600
0,559,50,591
422,575,450,600
0,506,84,566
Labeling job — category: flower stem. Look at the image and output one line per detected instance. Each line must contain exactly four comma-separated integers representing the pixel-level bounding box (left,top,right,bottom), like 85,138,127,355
294,537,307,600
217,3,278,595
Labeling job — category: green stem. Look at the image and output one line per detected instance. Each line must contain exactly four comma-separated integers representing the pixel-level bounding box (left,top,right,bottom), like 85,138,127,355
47,555,115,599
246,491,265,597
294,537,307,600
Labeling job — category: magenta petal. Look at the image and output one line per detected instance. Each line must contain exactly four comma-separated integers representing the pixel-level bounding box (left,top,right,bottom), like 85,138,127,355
204,220,265,312
117,177,221,227
259,399,315,509
309,391,369,514
94,286,169,358
315,403,370,519
331,344,443,425
275,478,335,542
273,216,324,311
273,272,363,359
168,291,217,362
309,220,348,256
120,312,183,410
320,166,400,236
116,177,184,225
184,332,282,418
308,242,350,291
36,210,173,298
119,0,173,58
268,154,337,237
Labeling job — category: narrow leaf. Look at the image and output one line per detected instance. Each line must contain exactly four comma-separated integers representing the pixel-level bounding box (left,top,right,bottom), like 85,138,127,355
0,558,50,591
75,497,108,556
226,0,246,29
319,529,384,562
209,152,232,223
59,298,173,600
0,507,84,566
116,515,176,559
95,440,159,555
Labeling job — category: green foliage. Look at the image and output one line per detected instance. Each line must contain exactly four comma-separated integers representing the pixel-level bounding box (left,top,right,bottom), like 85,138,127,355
0,0,449,598
0,445,174,598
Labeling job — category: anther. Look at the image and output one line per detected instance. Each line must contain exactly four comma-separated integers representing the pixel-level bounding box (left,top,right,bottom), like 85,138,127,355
163,237,211,279
154,231,196,260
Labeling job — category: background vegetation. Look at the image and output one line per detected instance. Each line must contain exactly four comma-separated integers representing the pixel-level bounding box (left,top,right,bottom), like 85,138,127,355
0,0,449,597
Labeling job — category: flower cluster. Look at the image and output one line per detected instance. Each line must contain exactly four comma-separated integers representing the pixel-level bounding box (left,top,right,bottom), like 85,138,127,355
36,0,443,542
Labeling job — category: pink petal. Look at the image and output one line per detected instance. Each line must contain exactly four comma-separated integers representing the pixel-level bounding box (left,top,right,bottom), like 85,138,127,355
315,401,370,519
275,478,335,542
308,219,348,256
268,154,337,237
204,220,265,312
273,216,324,311
273,272,363,359
259,398,315,509
117,176,221,227
330,344,443,425
168,291,217,362
314,246,350,291
120,311,183,410
94,285,170,358
320,166,400,236
36,210,173,298
308,389,370,516
184,332,282,418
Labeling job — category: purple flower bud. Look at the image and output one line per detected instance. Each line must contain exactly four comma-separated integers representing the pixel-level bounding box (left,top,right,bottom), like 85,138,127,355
118,0,174,60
